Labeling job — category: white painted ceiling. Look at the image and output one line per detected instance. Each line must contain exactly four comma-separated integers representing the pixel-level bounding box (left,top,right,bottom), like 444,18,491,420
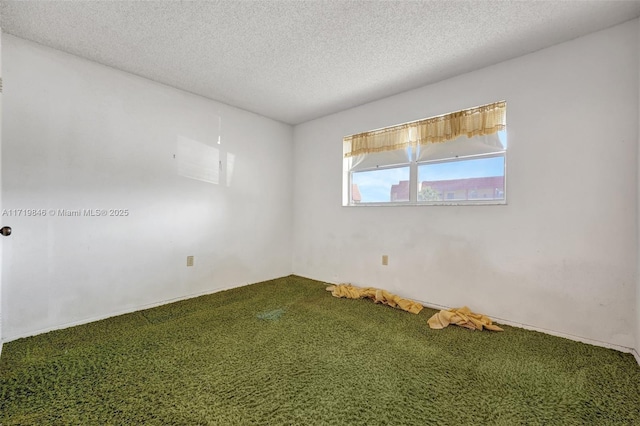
1,1,639,125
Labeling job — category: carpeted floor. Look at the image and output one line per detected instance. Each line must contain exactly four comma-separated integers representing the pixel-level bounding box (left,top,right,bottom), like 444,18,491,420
1,275,639,425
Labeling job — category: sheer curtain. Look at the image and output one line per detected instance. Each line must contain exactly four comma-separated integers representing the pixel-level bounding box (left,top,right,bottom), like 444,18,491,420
343,101,506,158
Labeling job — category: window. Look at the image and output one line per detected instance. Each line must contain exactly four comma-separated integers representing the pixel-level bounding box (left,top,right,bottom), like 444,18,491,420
343,101,506,206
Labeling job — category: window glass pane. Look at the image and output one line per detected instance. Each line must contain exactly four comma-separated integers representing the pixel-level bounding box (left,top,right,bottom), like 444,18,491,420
497,129,507,149
418,156,505,202
417,133,504,162
350,148,410,172
352,167,410,203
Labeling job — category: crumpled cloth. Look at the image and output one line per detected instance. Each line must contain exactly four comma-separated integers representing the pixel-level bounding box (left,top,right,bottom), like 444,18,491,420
427,306,503,331
326,284,423,314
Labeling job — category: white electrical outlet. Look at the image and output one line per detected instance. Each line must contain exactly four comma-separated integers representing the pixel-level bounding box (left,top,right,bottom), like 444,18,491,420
187,256,194,267
382,255,388,266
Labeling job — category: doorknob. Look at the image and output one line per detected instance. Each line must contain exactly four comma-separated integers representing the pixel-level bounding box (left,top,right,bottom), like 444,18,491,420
1,226,11,236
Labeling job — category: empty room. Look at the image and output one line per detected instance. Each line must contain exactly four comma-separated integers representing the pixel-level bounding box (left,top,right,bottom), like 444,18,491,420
1,1,640,424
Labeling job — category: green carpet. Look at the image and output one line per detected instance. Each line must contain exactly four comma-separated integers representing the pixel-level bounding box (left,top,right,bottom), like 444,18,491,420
1,276,639,425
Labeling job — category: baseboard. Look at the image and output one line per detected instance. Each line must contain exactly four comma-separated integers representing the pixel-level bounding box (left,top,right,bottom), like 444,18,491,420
417,299,637,355
1,279,273,343
301,275,639,355
415,299,636,355
5,275,640,365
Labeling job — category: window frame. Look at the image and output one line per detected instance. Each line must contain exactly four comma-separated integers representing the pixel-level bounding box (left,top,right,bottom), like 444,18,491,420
416,151,507,206
344,143,507,207
349,161,413,205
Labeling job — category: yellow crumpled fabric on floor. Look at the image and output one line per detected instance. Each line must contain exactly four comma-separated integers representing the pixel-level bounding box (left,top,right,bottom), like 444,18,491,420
427,306,503,331
326,284,424,314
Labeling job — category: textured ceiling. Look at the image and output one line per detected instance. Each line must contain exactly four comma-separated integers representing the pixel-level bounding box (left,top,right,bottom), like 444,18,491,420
1,1,640,125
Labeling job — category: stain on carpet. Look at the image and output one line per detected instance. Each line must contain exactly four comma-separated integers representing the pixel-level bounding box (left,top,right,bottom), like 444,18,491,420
256,308,285,321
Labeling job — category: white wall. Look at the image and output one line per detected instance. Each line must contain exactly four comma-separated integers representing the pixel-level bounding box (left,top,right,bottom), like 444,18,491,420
293,19,639,349
0,29,3,351
2,35,293,341
637,18,640,362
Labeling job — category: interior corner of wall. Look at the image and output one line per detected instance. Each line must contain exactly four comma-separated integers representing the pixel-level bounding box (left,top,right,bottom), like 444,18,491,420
633,347,640,366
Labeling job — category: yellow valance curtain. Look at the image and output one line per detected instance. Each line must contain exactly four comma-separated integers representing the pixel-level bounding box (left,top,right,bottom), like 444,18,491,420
343,101,506,158
416,101,506,145
343,123,414,158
